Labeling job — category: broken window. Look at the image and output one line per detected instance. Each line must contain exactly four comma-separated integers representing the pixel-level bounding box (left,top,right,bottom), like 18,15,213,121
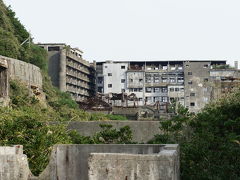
162,87,168,93
170,88,174,92
108,84,112,88
121,79,125,83
108,73,112,76
175,88,179,91
188,72,192,75
121,66,125,69
154,88,160,93
190,102,195,106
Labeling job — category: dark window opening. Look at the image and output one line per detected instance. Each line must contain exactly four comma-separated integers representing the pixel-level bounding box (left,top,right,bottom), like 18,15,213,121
188,72,192,75
121,79,125,83
108,84,112,88
108,73,112,76
190,102,195,106
190,93,195,96
48,46,60,51
121,66,125,69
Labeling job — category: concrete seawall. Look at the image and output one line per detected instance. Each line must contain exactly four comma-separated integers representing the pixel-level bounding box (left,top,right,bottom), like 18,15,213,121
68,121,161,143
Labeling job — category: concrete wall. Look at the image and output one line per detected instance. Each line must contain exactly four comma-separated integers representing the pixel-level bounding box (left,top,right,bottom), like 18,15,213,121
0,58,9,106
89,147,179,180
67,121,161,143
184,61,211,113
38,144,179,180
0,145,33,180
103,62,128,94
0,55,42,89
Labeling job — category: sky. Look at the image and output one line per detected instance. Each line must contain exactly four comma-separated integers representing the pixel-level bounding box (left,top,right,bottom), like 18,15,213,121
3,0,240,66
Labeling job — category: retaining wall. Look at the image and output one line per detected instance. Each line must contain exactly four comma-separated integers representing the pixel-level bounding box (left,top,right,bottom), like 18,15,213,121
68,121,161,143
0,55,42,89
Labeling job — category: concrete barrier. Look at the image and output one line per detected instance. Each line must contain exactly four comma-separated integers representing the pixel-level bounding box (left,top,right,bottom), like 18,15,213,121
0,144,179,180
38,144,179,180
68,121,161,143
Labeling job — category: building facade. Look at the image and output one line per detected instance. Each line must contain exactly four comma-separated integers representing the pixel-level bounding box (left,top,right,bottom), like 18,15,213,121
96,60,236,113
38,43,96,102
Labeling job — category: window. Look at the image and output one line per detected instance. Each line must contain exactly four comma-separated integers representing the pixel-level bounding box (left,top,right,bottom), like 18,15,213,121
129,88,133,92
154,76,159,83
105,66,108,68
139,98,143,101
108,73,112,76
190,93,195,96
108,84,112,88
121,66,125,69
178,77,184,83
203,64,208,68
146,88,152,93
162,87,168,93
188,72,192,75
134,88,138,92
139,79,143,82
48,46,60,51
175,88,179,91
170,88,174,92
170,78,175,83
186,64,189,67
190,102,195,106
154,88,160,92
162,97,168,102
130,79,133,82
180,88,184,92
121,89,125,92
121,79,125,83
188,81,192,85
162,77,167,83
204,78,208,82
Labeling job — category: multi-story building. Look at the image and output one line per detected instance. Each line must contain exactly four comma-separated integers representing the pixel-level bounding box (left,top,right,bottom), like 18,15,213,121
38,43,96,102
96,60,235,113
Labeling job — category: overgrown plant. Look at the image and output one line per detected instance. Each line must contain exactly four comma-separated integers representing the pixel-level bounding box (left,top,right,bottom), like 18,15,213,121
150,91,240,179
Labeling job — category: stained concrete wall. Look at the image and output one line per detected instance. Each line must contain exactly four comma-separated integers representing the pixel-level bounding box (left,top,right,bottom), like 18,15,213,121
0,58,9,106
38,144,179,180
89,149,179,180
0,55,42,89
0,145,33,180
67,121,161,143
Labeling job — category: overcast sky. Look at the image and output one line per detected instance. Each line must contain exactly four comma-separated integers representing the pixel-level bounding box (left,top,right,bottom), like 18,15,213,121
3,0,240,66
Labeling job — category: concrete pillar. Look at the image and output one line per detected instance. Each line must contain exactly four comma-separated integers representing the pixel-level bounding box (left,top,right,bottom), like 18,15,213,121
234,61,238,69
59,49,67,92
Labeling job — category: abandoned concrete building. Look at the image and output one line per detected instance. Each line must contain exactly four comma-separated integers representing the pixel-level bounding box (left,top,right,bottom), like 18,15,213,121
96,60,240,113
38,43,96,102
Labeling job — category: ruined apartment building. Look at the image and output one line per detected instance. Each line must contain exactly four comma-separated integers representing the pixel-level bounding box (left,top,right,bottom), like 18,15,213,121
38,43,96,102
96,60,237,113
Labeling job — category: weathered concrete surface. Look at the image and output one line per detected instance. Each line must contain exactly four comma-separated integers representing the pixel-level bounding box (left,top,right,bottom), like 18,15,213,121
68,121,161,143
89,150,179,180
38,144,179,180
0,58,9,106
0,55,42,89
0,145,33,180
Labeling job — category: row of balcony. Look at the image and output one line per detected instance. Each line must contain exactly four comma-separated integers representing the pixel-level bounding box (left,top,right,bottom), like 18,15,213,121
66,70,91,83
66,85,90,97
66,61,91,75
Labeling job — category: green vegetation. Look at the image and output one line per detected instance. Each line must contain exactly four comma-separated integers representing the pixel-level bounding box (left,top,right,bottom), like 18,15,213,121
0,0,48,70
0,80,133,175
150,91,240,179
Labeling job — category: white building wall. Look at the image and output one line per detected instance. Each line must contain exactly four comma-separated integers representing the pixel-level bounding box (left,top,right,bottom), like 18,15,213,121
103,62,128,94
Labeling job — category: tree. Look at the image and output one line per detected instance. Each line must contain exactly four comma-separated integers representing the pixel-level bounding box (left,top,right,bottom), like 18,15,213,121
150,91,240,179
